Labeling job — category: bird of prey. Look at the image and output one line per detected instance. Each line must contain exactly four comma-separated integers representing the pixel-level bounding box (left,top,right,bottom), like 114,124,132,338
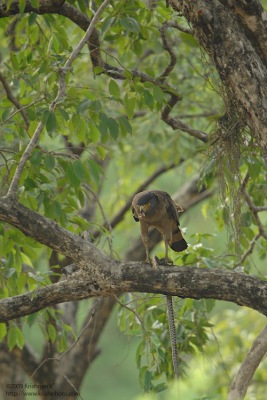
132,190,188,264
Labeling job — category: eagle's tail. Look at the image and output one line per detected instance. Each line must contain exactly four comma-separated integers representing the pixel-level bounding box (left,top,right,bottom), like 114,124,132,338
170,228,188,252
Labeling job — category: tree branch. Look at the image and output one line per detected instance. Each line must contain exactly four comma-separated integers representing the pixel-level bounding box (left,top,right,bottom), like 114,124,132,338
6,120,44,197
172,0,267,156
228,324,267,400
1,263,267,322
0,196,111,273
159,22,177,81
0,71,30,130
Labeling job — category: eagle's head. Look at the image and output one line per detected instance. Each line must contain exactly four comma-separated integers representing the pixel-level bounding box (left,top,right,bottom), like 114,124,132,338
136,192,158,218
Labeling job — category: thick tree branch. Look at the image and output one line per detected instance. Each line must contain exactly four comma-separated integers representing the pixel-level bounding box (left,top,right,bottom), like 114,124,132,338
171,0,267,156
1,264,267,322
228,324,267,400
0,196,111,274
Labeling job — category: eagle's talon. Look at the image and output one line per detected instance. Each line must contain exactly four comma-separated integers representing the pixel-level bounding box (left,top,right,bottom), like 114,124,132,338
158,257,173,265
144,258,152,264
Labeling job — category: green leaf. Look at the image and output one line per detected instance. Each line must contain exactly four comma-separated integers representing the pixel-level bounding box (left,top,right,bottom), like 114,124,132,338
99,113,109,141
101,16,115,39
248,159,261,179
109,79,121,98
6,0,14,10
2,109,11,122
144,369,153,392
143,89,154,110
72,159,86,182
96,145,106,159
58,107,70,121
77,99,91,114
153,85,164,104
48,323,57,343
31,149,43,167
108,117,119,139
87,159,102,184
28,13,37,26
88,121,100,143
180,32,198,47
93,66,105,75
5,268,16,279
16,273,27,292
19,0,26,13
120,17,140,33
15,326,24,349
7,326,16,350
46,110,57,134
66,164,80,187
0,323,7,341
124,94,135,119
44,154,55,169
10,52,19,70
155,383,168,393
118,116,132,136
53,201,62,219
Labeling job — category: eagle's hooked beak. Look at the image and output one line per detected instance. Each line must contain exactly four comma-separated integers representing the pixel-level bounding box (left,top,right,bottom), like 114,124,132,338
138,206,146,218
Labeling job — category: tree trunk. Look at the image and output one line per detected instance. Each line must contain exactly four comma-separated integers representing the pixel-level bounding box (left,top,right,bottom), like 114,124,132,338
171,0,267,157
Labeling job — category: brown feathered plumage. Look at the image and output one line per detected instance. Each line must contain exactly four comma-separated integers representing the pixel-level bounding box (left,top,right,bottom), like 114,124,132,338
132,190,188,264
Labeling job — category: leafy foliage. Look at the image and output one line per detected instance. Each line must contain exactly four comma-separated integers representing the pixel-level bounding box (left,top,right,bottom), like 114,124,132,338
0,0,267,399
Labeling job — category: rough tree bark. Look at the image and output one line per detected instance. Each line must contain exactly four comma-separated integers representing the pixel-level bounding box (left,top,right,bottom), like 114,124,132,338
170,0,267,157
227,325,267,400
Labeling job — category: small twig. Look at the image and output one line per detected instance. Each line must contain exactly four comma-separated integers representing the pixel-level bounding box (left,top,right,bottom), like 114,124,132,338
254,206,267,212
2,96,46,127
36,145,79,159
7,120,44,197
83,184,113,254
235,171,267,266
166,115,209,142
165,21,193,35
31,301,98,379
96,47,181,98
114,294,146,333
0,71,30,130
161,92,208,143
243,190,267,239
234,233,261,268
